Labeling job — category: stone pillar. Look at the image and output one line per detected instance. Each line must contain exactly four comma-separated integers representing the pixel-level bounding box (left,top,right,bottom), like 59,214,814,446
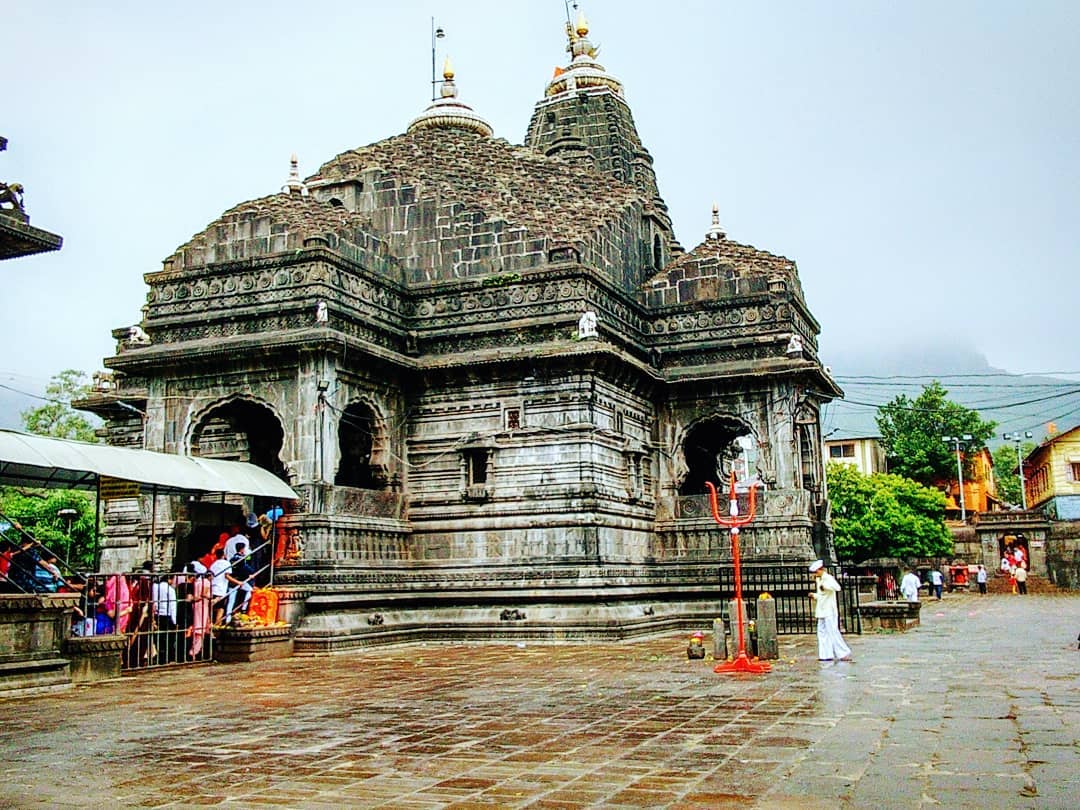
98,497,142,573
755,595,779,659
712,616,726,661
726,598,748,659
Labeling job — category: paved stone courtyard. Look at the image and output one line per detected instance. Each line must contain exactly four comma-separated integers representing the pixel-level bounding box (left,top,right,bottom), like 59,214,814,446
1,592,1077,808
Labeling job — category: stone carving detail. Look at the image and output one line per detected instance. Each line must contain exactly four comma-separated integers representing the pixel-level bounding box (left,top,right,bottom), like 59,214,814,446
499,608,528,621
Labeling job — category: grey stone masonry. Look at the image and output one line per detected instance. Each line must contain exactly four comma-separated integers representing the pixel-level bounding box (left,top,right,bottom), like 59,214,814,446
78,17,841,645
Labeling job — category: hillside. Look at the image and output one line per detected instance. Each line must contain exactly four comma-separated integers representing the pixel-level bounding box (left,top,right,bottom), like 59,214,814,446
821,345,1080,445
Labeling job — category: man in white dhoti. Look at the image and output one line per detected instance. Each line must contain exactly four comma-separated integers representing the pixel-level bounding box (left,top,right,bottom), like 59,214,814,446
809,559,852,662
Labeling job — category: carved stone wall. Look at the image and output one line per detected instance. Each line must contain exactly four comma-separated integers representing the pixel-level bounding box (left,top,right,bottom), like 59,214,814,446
80,53,841,645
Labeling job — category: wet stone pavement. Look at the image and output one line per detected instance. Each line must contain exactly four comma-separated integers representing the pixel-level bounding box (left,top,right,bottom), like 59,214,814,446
1,592,1078,809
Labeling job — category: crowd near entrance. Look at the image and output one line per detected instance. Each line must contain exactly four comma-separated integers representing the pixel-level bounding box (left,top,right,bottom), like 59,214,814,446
0,428,298,672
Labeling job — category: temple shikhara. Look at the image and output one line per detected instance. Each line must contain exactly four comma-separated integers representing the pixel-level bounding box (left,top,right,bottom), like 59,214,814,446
81,11,841,650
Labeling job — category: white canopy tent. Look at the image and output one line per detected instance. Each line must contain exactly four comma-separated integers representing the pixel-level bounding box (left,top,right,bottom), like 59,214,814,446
0,429,297,499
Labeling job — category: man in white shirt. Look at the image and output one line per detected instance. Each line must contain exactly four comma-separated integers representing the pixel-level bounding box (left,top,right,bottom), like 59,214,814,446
809,560,852,662
224,528,250,561
900,566,921,602
1014,564,1028,595
151,576,177,663
209,548,242,625
929,568,943,600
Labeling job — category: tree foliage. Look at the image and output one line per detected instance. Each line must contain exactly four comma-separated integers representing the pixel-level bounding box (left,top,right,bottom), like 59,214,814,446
875,380,996,485
7,370,101,572
0,487,97,570
20,369,100,443
827,463,953,563
992,442,1037,507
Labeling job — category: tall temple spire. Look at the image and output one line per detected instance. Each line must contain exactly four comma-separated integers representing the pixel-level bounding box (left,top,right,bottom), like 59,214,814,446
525,5,671,230
408,55,493,137
544,6,623,98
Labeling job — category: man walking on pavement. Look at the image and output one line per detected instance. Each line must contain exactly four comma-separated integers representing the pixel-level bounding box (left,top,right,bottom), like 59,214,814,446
809,560,852,663
900,564,921,602
1014,564,1028,595
929,568,944,600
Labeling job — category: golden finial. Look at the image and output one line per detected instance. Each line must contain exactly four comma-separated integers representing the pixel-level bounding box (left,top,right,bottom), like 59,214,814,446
575,10,589,37
443,56,454,80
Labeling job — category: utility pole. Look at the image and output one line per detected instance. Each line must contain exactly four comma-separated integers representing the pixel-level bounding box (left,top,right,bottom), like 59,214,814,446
943,434,973,521
1003,431,1033,509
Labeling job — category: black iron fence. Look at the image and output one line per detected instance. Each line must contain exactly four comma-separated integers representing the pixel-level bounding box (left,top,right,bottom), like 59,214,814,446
715,562,862,636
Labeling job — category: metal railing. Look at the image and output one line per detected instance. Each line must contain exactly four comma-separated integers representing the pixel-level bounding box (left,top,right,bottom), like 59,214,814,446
72,571,215,670
2,514,279,671
109,536,277,671
717,562,862,636
0,510,85,596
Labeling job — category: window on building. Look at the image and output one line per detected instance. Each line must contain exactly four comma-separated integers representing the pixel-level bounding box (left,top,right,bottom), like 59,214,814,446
614,409,625,434
652,234,663,270
505,408,521,430
1072,462,1080,482
829,443,855,459
465,449,488,486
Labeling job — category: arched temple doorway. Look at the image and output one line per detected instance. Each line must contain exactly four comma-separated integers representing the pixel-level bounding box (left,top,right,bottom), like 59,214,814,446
190,398,288,480
179,398,288,569
679,416,758,495
335,401,386,489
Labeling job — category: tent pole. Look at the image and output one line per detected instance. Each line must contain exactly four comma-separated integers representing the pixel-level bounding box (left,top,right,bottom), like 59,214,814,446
94,474,102,572
150,484,158,567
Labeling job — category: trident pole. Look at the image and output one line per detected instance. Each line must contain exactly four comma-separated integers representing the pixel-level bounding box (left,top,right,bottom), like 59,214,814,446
705,472,771,675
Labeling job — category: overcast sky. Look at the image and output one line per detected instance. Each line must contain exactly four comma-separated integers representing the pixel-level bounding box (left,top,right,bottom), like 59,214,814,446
5,0,1079,403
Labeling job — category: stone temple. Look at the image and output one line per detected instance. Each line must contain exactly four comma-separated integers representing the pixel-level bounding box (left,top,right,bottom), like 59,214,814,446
81,13,840,650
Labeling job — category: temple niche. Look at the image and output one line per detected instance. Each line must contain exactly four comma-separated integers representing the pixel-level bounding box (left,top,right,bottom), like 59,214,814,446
679,416,758,496
190,398,287,480
79,9,841,650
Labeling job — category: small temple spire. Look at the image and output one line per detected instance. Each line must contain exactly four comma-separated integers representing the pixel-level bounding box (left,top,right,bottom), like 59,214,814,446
408,54,493,137
282,154,306,196
706,204,726,241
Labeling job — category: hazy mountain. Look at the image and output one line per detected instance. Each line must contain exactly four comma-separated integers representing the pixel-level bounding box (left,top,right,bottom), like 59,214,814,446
821,344,1080,446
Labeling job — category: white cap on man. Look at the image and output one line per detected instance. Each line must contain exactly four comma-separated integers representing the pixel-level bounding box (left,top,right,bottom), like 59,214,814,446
808,559,824,573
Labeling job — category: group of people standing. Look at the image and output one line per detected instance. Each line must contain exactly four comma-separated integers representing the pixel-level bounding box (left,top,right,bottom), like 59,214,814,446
72,563,216,667
1001,545,1029,594
59,509,281,668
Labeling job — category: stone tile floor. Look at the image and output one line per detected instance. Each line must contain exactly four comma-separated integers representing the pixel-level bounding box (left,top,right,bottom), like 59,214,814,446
1,591,1077,808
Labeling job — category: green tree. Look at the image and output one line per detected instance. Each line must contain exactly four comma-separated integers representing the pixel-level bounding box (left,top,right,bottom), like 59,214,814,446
20,369,100,442
0,487,97,570
6,370,102,573
992,441,1037,507
875,381,996,486
827,463,953,562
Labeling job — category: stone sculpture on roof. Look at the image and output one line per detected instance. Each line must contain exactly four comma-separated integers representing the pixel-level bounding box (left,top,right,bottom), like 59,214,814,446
81,9,842,650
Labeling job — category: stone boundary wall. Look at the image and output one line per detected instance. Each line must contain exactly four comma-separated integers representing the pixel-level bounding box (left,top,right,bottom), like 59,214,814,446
1046,521,1080,589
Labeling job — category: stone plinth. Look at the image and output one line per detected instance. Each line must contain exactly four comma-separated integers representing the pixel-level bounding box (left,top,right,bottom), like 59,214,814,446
213,624,294,663
0,593,80,694
858,600,921,631
63,635,125,684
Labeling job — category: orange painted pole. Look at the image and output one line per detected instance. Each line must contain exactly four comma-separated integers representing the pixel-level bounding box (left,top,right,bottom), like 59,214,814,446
705,472,770,675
